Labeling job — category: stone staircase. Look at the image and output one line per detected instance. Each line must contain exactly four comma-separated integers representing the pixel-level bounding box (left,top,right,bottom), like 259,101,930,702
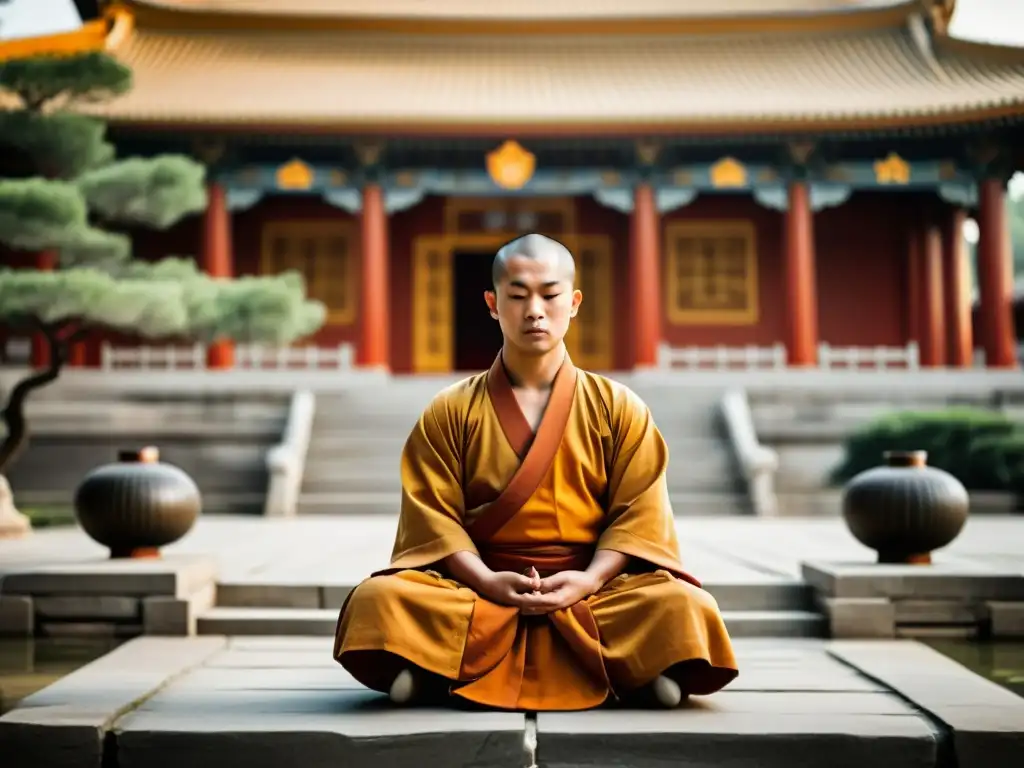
297,376,750,517
628,382,750,516
297,377,459,515
196,577,825,638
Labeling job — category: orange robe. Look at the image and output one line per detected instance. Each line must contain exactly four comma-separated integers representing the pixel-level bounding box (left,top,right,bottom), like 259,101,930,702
334,353,738,711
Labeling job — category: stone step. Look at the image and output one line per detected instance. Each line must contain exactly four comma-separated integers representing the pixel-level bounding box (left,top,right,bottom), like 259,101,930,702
294,491,751,516
296,492,399,516
215,580,813,613
196,606,825,638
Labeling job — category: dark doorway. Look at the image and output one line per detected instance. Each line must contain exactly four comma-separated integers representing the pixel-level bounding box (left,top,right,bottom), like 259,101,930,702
454,251,503,371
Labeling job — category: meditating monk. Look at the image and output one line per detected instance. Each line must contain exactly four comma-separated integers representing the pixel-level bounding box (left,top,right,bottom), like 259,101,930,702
333,233,738,711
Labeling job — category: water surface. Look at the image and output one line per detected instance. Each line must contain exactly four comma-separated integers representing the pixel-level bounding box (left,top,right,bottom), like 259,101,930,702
924,639,1024,698
0,637,123,714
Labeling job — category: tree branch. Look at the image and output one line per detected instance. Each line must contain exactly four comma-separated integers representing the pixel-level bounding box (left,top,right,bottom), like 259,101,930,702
0,323,69,473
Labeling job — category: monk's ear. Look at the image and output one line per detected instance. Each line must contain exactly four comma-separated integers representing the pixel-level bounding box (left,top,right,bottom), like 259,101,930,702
484,289,499,318
569,288,582,318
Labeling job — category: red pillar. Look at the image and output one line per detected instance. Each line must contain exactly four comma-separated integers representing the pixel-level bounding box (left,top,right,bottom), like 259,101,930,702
67,342,86,367
30,250,57,369
976,178,1017,368
943,207,973,368
358,183,389,368
906,227,920,345
202,182,234,369
919,223,946,367
783,181,819,366
630,183,661,367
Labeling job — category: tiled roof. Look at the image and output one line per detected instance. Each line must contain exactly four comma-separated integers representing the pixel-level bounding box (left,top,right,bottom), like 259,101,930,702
129,0,909,21
84,24,1024,130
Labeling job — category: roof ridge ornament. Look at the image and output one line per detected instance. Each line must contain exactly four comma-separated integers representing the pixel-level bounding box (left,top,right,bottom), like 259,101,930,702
906,9,950,83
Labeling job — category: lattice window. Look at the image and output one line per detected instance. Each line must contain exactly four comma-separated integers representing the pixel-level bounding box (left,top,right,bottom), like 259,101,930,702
664,221,758,325
261,220,358,324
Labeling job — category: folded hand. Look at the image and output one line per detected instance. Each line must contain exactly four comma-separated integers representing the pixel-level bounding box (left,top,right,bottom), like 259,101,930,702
480,569,542,607
519,570,599,616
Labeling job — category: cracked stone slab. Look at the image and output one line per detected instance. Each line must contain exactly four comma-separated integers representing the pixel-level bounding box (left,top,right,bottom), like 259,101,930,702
537,640,941,768
0,635,226,768
829,640,1024,768
537,705,938,768
113,651,529,768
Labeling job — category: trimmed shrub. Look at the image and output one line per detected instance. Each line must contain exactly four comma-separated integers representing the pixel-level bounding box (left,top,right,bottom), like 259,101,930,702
829,408,1022,491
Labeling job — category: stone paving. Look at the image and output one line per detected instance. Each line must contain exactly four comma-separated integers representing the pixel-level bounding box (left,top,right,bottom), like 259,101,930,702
2,633,1023,768
2,514,1024,766
4,513,1022,588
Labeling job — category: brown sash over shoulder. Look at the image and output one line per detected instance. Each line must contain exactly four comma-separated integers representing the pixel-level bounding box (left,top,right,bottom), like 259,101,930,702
466,352,577,543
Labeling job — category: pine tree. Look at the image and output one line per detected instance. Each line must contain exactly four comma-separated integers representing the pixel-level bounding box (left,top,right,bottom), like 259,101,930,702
0,52,326,474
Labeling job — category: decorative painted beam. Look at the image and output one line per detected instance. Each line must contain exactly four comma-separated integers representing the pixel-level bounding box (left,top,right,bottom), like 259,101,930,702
214,153,980,214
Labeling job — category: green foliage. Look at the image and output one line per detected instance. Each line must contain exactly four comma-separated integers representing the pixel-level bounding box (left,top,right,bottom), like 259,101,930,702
58,227,132,269
968,431,1024,493
0,178,87,249
77,155,208,228
0,52,132,110
0,110,114,178
0,263,327,344
829,408,1024,492
0,49,327,346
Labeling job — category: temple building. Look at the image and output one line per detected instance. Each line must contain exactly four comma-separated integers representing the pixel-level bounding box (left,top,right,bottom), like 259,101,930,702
6,0,1024,372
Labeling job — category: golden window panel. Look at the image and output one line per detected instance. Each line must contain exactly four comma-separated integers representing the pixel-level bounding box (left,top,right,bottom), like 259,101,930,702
260,220,358,325
663,220,759,325
564,235,614,371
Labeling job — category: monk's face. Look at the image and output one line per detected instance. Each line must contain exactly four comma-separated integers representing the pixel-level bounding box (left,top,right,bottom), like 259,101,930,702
485,253,582,354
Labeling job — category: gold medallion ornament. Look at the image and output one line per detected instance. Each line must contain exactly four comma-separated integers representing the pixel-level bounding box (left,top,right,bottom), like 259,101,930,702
276,158,315,190
487,140,536,190
710,157,748,188
874,153,910,185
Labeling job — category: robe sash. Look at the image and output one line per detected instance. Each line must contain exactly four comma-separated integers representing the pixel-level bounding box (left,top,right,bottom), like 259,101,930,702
466,352,578,543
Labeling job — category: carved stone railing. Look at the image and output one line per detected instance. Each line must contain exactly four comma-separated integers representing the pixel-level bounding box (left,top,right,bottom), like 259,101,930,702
656,343,787,370
719,388,779,517
100,342,355,371
818,342,919,370
263,389,316,518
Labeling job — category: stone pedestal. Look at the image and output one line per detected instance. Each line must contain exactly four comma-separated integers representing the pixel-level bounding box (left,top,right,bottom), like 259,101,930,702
803,560,1024,639
0,475,31,538
0,554,218,639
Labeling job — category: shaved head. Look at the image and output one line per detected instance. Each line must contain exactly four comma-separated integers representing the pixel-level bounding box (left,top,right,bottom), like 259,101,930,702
492,233,576,289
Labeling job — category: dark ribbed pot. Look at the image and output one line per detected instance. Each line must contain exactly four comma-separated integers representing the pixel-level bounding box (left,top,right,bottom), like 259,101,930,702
841,450,969,565
74,447,201,559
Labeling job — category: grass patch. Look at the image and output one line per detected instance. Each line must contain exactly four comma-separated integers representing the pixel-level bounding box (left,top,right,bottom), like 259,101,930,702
20,505,77,528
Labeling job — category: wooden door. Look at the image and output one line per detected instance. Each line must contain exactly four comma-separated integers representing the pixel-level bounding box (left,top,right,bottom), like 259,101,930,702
565,235,614,371
412,236,454,373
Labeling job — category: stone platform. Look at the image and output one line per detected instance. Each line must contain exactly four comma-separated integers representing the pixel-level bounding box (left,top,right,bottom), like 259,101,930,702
2,515,1023,641
2,516,1024,766
2,635,1023,768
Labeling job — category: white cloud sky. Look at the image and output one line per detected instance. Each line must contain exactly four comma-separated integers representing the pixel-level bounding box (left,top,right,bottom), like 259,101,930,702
948,0,1024,46
0,0,83,41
